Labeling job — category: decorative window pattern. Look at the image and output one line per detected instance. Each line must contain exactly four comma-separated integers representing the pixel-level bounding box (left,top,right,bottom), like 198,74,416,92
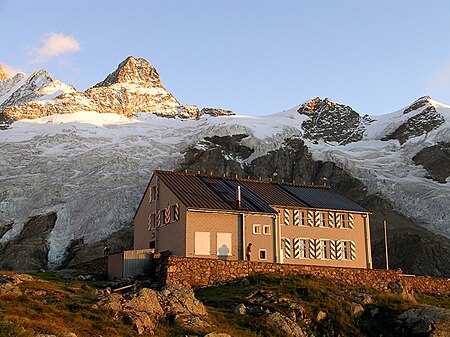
283,237,291,258
164,207,170,225
293,238,309,259
283,209,290,226
293,210,305,226
147,213,156,230
288,238,356,261
328,212,335,228
149,185,159,202
170,203,179,222
307,211,314,226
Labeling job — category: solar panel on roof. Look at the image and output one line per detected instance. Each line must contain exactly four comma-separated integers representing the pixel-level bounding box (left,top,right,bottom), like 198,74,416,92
278,184,368,212
200,177,276,213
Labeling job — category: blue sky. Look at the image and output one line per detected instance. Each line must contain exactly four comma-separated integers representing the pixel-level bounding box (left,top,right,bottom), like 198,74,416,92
1,0,450,115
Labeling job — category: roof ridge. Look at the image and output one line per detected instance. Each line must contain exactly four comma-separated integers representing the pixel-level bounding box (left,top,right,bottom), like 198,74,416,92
155,170,331,189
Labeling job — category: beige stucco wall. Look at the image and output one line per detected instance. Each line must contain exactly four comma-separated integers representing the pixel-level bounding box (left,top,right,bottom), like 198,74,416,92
186,211,239,260
278,207,370,268
244,214,276,262
134,177,187,256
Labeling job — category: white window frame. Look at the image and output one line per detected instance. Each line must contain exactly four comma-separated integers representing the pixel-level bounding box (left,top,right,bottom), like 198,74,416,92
262,224,271,235
342,241,350,260
319,212,327,227
259,249,267,260
253,224,261,234
299,238,308,259
320,239,331,259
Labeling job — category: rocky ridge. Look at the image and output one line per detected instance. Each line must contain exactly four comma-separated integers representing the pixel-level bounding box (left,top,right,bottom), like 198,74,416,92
298,97,373,144
1,56,199,121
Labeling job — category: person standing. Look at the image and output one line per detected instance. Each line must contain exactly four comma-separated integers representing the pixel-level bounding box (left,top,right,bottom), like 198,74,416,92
246,243,252,261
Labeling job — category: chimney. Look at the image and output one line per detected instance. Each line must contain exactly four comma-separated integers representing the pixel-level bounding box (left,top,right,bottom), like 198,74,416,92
236,186,241,209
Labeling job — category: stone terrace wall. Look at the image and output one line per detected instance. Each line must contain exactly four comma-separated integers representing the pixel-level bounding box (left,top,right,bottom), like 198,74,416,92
153,256,450,295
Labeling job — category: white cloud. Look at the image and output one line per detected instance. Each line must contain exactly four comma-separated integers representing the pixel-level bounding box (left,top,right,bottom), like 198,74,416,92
29,32,80,64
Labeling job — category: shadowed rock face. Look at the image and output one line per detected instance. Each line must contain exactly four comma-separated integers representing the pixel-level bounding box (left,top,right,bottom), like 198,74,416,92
298,97,372,145
412,142,450,183
382,106,445,145
0,212,57,271
179,135,450,277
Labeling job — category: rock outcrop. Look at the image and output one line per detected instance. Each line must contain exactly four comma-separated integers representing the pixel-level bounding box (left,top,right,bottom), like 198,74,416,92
382,97,445,144
200,107,236,117
298,97,373,145
412,142,450,183
0,212,57,271
98,285,208,335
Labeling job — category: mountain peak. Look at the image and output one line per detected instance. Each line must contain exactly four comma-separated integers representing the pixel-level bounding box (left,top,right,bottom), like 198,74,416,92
0,65,8,81
92,56,162,88
403,96,432,114
297,97,336,116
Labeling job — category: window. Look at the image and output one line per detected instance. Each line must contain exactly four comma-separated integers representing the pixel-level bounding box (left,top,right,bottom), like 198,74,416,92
299,239,308,258
148,213,156,230
149,241,155,249
341,241,351,260
159,209,166,227
337,213,349,228
263,225,271,235
293,210,305,226
150,185,158,202
259,249,267,260
170,204,179,222
320,240,331,259
253,224,261,234
319,212,327,227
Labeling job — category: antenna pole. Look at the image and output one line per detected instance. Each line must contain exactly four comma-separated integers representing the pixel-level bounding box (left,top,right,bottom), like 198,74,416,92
384,220,389,270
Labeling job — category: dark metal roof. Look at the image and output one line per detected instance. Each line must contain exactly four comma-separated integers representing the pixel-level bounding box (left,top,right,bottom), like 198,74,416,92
154,171,369,214
278,184,368,212
157,171,233,211
225,179,277,213
241,180,307,207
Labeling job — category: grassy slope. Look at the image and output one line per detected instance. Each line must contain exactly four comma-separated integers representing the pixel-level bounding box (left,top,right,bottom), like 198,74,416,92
0,272,448,337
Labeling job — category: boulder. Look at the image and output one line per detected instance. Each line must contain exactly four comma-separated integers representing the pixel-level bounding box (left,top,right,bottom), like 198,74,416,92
265,312,308,337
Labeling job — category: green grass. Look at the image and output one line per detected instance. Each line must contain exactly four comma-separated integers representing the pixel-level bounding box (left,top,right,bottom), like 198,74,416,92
2,272,446,337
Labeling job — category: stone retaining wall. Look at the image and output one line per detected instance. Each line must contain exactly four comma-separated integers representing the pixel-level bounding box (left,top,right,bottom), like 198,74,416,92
153,256,450,295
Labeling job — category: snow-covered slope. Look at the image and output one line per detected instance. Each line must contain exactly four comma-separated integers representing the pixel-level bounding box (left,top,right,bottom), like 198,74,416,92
0,57,448,271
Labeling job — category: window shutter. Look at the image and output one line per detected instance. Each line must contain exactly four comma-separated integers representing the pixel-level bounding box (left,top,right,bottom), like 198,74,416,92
348,213,354,229
164,207,170,225
350,241,356,260
314,211,321,227
293,238,300,258
283,209,290,226
330,240,337,259
284,237,291,258
336,240,343,260
174,203,179,221
307,211,314,226
335,213,342,228
293,210,300,226
155,185,159,200
328,212,335,228
309,239,318,259
156,210,161,227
